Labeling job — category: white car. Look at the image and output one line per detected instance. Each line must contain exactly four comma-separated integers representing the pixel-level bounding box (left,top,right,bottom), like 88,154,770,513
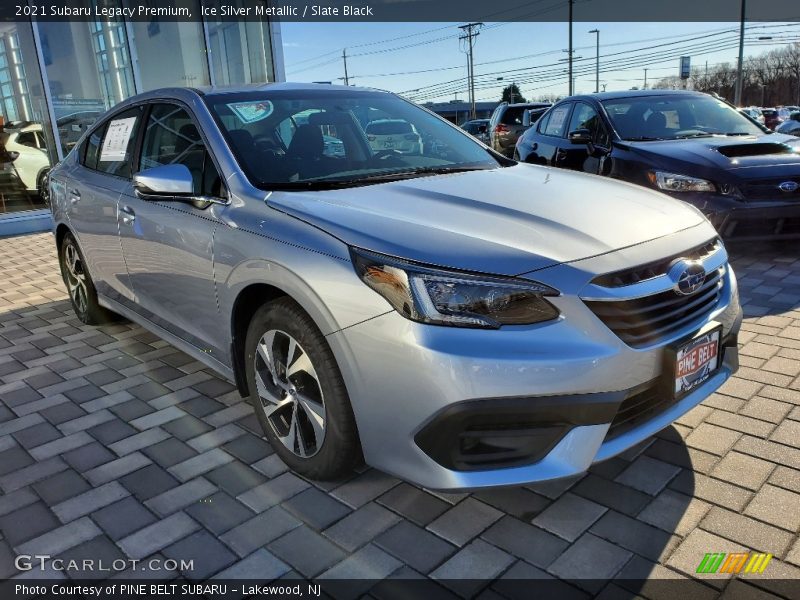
4,122,52,196
365,119,423,154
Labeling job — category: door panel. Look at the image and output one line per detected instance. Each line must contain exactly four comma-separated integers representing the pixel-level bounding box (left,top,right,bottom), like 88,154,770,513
118,103,224,358
66,107,144,304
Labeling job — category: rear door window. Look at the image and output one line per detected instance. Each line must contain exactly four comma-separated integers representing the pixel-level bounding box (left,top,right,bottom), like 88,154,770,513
95,107,143,178
542,104,572,137
500,107,526,126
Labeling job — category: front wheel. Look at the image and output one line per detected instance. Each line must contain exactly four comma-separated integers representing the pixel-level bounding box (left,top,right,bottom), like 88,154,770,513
244,298,361,479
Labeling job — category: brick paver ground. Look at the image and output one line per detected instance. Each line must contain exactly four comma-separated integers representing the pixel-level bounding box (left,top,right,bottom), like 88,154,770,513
0,232,798,596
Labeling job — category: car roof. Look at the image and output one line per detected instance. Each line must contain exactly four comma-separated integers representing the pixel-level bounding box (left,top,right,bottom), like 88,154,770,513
4,122,41,133
505,102,551,108
566,89,710,103
104,82,388,113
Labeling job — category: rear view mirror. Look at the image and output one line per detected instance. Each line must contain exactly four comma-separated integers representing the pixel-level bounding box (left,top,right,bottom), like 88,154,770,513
568,129,592,144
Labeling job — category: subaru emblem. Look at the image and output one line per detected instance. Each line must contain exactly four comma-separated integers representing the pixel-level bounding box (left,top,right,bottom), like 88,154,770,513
668,260,706,296
778,181,799,192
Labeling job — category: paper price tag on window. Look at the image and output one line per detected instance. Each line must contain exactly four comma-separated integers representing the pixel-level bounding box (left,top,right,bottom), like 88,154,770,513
549,107,568,130
100,116,137,162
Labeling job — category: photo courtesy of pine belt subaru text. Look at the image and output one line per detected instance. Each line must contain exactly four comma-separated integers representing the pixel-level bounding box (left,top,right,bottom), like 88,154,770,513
48,83,742,490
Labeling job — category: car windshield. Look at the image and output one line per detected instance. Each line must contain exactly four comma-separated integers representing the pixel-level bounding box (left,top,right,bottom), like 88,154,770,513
602,94,764,141
204,89,502,189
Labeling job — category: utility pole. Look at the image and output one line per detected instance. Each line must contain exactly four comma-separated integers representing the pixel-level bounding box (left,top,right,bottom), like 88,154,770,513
568,0,574,95
734,0,746,106
644,68,648,90
459,22,483,119
342,48,349,86
589,28,600,93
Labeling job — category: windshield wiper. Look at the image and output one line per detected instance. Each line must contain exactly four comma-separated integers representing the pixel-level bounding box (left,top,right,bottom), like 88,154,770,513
264,166,492,191
723,132,753,136
623,136,664,141
674,133,716,139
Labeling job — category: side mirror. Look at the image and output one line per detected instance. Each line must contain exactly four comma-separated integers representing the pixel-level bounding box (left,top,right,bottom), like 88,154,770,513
568,129,592,144
134,164,229,206
478,124,488,134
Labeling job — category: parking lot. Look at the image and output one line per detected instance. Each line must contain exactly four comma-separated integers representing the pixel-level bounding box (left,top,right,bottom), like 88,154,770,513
0,232,798,597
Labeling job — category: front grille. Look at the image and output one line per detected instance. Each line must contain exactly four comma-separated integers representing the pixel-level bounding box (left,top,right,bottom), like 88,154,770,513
721,216,800,239
740,178,800,201
584,267,724,348
604,382,671,441
591,239,720,288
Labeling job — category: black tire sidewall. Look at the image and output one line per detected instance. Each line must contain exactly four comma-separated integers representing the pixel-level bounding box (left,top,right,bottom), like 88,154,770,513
244,298,360,479
59,232,109,325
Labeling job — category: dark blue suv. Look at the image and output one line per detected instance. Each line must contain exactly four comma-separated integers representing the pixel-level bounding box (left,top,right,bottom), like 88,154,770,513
515,90,800,240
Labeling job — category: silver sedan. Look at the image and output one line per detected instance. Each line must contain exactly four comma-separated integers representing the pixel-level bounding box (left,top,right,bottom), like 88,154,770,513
48,83,742,490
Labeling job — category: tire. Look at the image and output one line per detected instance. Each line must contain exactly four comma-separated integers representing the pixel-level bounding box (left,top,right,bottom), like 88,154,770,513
244,298,361,480
37,169,50,207
59,232,119,325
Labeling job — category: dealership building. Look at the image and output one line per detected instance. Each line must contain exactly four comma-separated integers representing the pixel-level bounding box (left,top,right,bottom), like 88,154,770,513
0,9,284,237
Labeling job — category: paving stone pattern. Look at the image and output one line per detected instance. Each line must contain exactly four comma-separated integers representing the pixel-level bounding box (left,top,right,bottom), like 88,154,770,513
0,233,798,597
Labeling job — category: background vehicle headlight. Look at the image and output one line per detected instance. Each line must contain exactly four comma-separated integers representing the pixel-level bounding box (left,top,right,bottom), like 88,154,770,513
648,171,716,193
351,248,560,328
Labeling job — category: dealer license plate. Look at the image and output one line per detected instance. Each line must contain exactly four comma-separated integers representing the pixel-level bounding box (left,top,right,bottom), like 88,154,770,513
674,327,721,398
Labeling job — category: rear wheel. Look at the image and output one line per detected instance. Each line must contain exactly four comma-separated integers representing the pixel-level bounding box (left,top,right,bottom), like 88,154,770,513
244,298,361,479
59,232,119,325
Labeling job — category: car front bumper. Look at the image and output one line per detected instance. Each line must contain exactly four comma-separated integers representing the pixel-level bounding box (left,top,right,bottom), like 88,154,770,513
326,230,742,490
674,192,800,240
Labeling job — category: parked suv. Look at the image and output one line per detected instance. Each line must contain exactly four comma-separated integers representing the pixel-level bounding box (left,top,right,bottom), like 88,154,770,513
488,101,551,157
49,84,741,489
515,90,800,240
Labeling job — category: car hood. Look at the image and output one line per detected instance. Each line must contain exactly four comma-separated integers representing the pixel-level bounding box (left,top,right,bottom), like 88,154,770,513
268,164,706,276
622,133,800,179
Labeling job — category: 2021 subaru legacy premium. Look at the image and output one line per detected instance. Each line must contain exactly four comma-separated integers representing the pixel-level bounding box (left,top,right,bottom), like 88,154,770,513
48,83,742,490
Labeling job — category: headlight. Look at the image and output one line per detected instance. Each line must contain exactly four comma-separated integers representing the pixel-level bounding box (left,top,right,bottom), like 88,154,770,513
648,171,716,193
351,248,560,329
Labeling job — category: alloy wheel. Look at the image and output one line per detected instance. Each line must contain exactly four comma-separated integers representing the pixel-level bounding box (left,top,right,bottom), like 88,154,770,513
63,241,88,316
254,329,326,458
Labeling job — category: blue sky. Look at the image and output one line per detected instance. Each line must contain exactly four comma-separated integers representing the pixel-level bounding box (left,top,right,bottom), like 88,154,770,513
280,21,800,102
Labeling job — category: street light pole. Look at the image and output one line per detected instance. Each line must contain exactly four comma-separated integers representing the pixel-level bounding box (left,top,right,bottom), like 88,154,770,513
644,68,648,90
734,0,746,106
589,29,599,93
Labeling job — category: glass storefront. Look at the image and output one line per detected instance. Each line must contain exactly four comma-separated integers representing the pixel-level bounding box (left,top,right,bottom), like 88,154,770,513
0,8,281,233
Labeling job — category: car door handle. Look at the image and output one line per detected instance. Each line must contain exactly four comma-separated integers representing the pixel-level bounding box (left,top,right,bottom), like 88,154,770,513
69,189,80,204
120,206,136,224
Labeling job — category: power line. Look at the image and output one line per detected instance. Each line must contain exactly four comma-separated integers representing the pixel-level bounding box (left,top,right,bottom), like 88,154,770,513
407,36,798,102
401,27,800,101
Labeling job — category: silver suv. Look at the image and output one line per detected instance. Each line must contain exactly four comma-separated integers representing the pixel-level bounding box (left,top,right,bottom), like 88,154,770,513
48,84,742,490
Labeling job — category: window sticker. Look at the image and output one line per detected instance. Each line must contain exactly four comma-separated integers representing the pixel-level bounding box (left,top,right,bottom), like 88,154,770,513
227,101,274,124
99,116,137,162
549,107,568,131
